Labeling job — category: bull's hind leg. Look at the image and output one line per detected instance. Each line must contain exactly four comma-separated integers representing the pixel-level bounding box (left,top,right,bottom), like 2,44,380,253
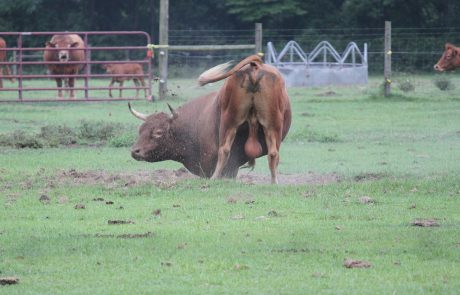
133,79,140,98
211,126,238,180
108,80,115,98
263,128,281,184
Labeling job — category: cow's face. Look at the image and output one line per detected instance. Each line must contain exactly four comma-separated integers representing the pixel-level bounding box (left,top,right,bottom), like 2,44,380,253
101,64,113,73
434,43,460,72
46,41,80,62
129,103,178,162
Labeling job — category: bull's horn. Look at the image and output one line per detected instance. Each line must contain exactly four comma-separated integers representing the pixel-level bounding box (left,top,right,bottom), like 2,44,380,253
167,103,178,119
128,102,147,121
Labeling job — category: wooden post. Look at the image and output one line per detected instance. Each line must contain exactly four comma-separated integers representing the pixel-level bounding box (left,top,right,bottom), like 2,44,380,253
159,0,169,100
384,21,391,96
255,23,262,55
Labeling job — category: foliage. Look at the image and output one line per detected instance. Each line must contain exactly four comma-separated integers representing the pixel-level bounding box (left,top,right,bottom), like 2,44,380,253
397,77,415,92
433,76,455,91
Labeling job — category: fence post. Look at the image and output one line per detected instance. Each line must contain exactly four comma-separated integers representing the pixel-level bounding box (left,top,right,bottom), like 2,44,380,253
255,23,262,55
384,21,391,96
159,0,169,100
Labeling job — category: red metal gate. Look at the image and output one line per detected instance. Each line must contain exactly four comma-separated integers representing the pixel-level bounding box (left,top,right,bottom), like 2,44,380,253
0,31,154,102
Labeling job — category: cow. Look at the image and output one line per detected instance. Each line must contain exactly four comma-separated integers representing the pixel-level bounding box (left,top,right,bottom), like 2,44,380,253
101,63,147,98
129,55,291,184
434,43,460,71
0,37,15,88
43,34,85,98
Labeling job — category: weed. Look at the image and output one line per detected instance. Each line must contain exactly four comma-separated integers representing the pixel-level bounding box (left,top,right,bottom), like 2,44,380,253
397,78,415,92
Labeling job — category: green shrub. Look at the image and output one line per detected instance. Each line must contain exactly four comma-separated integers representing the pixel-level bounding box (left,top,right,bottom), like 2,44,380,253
433,76,454,91
78,120,124,141
38,125,77,147
0,130,43,149
108,133,136,147
397,78,415,92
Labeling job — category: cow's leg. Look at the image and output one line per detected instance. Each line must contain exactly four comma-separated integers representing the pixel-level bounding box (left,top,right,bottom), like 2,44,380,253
68,77,75,99
108,80,115,98
211,126,238,180
119,81,124,98
56,78,63,98
133,79,140,98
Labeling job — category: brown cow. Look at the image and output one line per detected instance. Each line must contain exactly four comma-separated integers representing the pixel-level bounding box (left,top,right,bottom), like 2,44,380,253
101,63,147,98
129,55,291,183
43,34,85,98
0,37,15,88
434,43,460,71
198,55,291,184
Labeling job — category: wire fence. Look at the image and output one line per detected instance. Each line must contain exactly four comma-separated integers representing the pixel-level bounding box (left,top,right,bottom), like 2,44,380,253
165,27,460,78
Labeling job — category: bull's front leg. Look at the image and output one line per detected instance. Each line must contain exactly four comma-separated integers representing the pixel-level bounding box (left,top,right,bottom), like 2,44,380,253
210,126,238,180
56,78,63,98
68,77,76,98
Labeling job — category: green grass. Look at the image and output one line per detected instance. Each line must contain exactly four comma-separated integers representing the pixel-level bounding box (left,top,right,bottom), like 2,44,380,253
1,75,460,294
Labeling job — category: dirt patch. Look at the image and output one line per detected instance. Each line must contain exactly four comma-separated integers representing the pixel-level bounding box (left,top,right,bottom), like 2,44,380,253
317,91,337,97
353,173,386,182
344,259,372,268
238,171,341,185
0,277,19,285
108,220,135,225
54,168,341,186
411,218,440,227
94,232,153,239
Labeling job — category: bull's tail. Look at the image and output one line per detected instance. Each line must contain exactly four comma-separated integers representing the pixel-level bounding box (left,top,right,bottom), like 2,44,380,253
198,55,263,86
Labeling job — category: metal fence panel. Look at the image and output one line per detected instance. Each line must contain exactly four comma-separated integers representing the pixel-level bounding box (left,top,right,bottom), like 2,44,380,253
266,41,368,87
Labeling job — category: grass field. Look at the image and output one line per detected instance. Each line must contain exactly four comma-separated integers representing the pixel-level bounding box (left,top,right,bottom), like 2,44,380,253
1,75,460,294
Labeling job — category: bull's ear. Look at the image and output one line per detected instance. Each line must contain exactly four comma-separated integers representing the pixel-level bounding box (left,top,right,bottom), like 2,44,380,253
445,43,455,50
453,48,459,57
46,41,56,48
167,103,178,120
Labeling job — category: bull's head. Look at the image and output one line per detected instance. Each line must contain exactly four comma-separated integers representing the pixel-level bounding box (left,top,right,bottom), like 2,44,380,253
46,41,80,62
129,103,178,162
434,43,460,72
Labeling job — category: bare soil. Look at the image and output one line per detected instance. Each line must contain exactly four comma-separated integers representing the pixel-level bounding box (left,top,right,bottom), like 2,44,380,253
55,168,341,187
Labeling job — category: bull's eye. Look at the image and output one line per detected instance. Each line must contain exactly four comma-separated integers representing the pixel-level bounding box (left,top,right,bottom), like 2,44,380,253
152,129,164,138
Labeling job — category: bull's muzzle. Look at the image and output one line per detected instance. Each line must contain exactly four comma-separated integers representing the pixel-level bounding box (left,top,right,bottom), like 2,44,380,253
433,64,443,72
131,147,142,160
58,51,69,62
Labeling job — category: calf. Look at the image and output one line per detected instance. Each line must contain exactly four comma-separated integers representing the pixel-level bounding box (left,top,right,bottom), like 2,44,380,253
102,63,146,98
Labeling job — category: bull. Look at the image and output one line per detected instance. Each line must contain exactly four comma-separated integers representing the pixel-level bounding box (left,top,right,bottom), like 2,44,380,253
434,43,460,72
129,55,291,183
0,37,15,88
43,34,85,99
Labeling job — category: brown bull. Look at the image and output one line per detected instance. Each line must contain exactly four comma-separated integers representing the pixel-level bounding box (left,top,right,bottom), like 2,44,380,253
102,63,147,98
0,37,15,88
43,34,85,98
198,55,291,184
434,43,460,72
129,55,291,184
